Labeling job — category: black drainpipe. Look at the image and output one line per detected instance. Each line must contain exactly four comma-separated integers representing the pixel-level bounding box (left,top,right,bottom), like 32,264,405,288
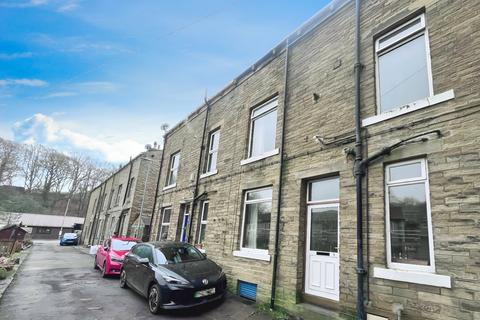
148,145,166,241
353,0,366,319
187,98,211,243
270,39,290,310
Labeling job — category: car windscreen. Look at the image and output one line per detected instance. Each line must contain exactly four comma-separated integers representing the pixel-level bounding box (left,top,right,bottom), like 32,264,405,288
111,239,137,251
63,233,77,239
155,245,204,264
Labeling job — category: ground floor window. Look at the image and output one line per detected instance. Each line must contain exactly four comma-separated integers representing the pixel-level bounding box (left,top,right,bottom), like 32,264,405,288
241,187,272,251
37,227,52,234
197,201,209,247
158,207,171,240
385,158,435,272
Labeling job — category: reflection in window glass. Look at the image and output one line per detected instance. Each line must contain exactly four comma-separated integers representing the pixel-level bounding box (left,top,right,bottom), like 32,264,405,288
159,208,171,240
155,244,204,264
389,162,422,181
389,183,430,265
242,188,272,250
310,207,338,252
198,202,209,245
308,177,339,202
378,34,430,112
250,110,277,157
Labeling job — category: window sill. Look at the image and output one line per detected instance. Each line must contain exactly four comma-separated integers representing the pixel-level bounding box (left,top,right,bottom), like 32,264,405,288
362,90,455,127
162,184,176,191
200,170,218,179
240,148,279,166
373,267,451,288
233,250,271,262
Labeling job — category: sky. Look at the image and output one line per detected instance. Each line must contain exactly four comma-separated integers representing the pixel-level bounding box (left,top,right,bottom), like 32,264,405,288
0,0,330,165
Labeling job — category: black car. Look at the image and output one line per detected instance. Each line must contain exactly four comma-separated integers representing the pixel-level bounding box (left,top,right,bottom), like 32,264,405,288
120,241,227,314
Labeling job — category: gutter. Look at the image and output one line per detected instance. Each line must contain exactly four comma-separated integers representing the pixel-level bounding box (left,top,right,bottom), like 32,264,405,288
187,98,211,243
270,40,290,310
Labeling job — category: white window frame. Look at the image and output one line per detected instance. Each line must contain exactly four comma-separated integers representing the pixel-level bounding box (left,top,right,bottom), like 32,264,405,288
242,98,279,164
158,207,171,240
385,158,435,273
375,13,434,115
234,187,272,261
204,130,220,175
165,152,180,188
197,201,209,244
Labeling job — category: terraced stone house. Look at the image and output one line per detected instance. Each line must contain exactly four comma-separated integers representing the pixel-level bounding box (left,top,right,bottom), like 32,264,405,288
83,148,162,244
148,0,480,319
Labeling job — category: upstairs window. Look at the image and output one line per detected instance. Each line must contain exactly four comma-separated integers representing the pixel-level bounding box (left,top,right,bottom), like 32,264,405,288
108,189,115,209
166,152,180,186
126,177,135,199
385,159,435,273
115,184,123,206
376,14,433,113
248,98,278,158
205,130,220,174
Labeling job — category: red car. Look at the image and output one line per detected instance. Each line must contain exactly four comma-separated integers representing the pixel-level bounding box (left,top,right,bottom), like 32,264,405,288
94,236,139,277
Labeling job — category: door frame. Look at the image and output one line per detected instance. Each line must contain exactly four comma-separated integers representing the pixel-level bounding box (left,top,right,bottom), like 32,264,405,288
305,203,340,300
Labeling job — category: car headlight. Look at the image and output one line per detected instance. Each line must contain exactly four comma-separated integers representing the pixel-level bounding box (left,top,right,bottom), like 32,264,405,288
162,274,190,286
110,254,124,263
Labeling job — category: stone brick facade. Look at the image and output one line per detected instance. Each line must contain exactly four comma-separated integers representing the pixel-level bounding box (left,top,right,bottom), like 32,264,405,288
107,0,479,319
83,149,162,245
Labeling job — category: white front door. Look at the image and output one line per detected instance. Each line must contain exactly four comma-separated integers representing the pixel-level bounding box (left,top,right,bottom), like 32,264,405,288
305,203,339,301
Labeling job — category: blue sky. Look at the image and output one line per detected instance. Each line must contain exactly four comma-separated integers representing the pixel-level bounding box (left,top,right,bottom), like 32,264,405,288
0,0,329,164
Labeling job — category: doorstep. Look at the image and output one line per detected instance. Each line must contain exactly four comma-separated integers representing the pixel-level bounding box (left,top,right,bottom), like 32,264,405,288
290,302,342,320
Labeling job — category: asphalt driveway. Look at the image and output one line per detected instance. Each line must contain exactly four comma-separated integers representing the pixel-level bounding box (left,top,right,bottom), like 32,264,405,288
0,240,272,320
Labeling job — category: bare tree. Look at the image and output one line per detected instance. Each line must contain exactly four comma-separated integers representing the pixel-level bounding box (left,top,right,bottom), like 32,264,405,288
19,143,45,192
39,148,69,201
0,138,19,185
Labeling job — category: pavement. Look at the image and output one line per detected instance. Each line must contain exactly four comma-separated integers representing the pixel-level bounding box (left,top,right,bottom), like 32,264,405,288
0,240,273,320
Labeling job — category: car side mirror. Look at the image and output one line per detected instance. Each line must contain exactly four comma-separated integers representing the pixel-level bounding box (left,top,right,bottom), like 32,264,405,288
138,257,150,264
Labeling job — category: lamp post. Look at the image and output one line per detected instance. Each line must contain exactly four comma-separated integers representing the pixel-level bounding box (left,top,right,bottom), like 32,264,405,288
136,157,153,239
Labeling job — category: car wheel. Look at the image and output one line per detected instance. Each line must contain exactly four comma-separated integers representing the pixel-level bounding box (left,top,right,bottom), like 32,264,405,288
101,262,108,278
148,284,162,314
93,257,99,270
119,269,128,289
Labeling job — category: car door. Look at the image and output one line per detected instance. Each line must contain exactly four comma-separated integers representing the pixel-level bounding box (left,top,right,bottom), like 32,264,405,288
98,239,109,268
136,245,155,296
125,245,143,293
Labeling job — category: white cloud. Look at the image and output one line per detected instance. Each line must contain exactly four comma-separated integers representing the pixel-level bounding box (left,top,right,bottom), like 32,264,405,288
0,0,48,8
57,0,79,12
39,91,77,99
13,113,145,163
74,81,117,93
0,52,33,60
31,33,131,54
0,78,48,87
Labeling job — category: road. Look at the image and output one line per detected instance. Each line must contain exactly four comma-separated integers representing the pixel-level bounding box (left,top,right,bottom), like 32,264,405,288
0,240,271,320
